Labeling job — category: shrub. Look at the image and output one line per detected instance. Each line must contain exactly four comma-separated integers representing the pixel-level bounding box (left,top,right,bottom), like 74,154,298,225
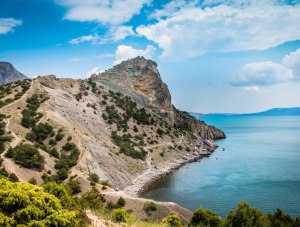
8,173,19,182
144,201,158,213
55,128,64,141
111,209,129,223
67,180,82,195
88,173,100,184
189,208,222,227
0,178,78,226
5,143,45,170
116,197,126,208
162,212,184,227
26,123,53,142
28,177,37,185
80,187,106,210
42,181,76,209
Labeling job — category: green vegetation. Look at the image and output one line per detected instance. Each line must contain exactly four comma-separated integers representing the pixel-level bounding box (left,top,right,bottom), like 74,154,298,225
162,212,184,227
144,201,158,214
112,131,147,160
0,114,13,154
5,143,45,170
21,93,48,128
0,178,78,226
88,172,100,185
0,79,31,108
189,201,300,227
111,208,129,223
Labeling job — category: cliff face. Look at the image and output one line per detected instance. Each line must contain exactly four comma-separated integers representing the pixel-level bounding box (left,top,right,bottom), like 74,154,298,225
0,62,27,85
92,57,225,140
91,57,174,123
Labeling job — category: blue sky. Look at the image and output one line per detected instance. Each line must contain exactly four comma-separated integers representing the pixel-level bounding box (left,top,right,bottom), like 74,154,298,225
1,0,300,113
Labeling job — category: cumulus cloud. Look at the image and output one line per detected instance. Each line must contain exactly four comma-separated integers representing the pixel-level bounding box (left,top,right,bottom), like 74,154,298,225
283,49,300,80
0,18,22,35
232,48,300,87
56,0,151,25
137,1,300,60
86,67,104,78
232,61,293,86
114,45,156,65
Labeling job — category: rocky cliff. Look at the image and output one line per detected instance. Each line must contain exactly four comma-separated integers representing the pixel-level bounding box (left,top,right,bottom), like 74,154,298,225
0,62,27,85
91,57,174,123
92,57,225,140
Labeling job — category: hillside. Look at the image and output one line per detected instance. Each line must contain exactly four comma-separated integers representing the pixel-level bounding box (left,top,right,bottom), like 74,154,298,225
0,57,225,225
0,62,27,85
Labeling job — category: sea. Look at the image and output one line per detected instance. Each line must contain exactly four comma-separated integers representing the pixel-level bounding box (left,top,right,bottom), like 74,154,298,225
142,116,300,217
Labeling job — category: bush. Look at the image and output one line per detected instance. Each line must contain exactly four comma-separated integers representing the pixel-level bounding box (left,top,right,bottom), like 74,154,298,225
116,197,126,208
67,180,82,195
80,187,106,210
26,123,53,142
111,209,128,223
42,181,76,209
162,212,184,227
144,201,158,213
28,177,37,185
0,178,78,226
88,173,100,184
5,143,45,170
189,208,222,227
55,128,64,141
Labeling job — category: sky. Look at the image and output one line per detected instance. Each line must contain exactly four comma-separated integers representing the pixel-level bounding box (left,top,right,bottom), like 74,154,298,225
1,0,300,113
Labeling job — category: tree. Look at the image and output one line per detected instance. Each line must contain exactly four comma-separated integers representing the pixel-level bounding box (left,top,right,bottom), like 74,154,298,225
5,143,45,170
223,201,271,227
0,178,78,226
189,208,222,227
162,212,184,227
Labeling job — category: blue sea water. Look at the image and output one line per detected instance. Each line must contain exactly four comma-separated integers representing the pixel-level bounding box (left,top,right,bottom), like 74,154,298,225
142,116,300,217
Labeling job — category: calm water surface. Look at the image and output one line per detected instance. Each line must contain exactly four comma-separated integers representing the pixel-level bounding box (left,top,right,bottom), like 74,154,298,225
142,116,300,217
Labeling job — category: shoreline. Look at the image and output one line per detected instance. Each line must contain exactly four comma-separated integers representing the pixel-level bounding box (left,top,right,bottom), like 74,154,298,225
124,142,217,197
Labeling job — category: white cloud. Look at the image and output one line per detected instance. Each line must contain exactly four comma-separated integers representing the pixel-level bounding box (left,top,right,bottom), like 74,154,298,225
0,18,22,35
56,0,151,25
243,86,263,92
86,67,104,78
69,35,98,44
137,1,300,60
69,26,134,45
233,48,300,87
283,49,300,80
114,45,156,65
232,61,293,86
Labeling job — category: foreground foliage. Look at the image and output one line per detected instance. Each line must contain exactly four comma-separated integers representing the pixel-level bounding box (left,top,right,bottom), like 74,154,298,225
189,201,300,227
0,178,78,226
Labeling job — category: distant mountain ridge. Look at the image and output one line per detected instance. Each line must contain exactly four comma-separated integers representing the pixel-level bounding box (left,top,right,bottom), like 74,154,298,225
0,62,27,85
191,107,300,118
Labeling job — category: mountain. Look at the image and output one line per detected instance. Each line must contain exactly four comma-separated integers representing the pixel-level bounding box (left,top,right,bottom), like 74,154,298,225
92,57,225,140
0,57,225,224
0,62,27,85
191,107,300,118
243,107,300,116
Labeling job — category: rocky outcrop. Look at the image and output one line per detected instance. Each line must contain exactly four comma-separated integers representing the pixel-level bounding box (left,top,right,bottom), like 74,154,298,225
91,57,174,123
173,107,226,140
0,62,27,85
92,57,225,140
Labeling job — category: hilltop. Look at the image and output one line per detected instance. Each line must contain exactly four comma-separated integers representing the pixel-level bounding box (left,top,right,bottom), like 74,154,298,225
0,62,27,85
